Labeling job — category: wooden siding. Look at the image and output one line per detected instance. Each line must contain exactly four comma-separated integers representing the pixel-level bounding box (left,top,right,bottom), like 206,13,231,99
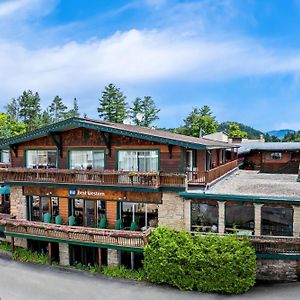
106,201,117,227
59,197,69,223
10,128,191,172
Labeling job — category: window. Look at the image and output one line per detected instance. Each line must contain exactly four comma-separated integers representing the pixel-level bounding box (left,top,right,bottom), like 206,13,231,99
26,150,57,168
118,150,159,172
69,199,106,227
261,206,293,236
1,150,10,163
69,150,105,170
27,196,59,222
191,201,218,232
225,203,254,233
267,152,283,160
120,202,158,230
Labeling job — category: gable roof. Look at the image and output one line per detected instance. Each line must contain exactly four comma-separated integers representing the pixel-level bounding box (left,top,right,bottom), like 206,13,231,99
0,117,237,150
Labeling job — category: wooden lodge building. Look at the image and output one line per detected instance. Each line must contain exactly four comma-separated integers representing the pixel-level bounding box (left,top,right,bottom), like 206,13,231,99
0,118,300,281
0,118,239,268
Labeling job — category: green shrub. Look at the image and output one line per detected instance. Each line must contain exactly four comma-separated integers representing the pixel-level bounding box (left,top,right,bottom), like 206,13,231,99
12,248,48,264
0,241,13,252
102,265,145,281
74,262,99,273
143,227,256,294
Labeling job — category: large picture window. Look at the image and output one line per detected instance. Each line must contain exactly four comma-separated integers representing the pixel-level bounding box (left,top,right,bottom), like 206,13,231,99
191,201,219,232
118,150,159,172
69,150,105,170
26,150,57,168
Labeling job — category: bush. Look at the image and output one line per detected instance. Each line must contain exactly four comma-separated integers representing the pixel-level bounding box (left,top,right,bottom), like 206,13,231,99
12,247,48,264
143,227,256,294
102,265,145,281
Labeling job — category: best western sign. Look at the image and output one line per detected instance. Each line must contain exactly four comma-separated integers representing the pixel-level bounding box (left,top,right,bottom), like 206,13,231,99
69,189,105,198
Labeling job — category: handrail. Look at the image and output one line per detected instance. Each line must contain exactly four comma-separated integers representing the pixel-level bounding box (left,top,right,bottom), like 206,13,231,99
0,168,186,188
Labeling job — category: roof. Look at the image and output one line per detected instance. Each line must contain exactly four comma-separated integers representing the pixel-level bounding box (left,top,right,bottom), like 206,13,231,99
180,170,300,204
0,117,237,150
238,142,300,154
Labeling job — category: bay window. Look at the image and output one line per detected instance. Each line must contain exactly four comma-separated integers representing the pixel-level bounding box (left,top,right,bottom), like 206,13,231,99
69,150,105,170
118,150,159,172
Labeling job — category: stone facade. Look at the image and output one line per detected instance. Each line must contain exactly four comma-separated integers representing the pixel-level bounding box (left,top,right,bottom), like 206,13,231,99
256,259,299,282
293,206,300,237
184,199,191,231
10,186,26,219
107,249,120,267
59,243,70,266
254,203,263,236
158,192,185,230
217,201,225,234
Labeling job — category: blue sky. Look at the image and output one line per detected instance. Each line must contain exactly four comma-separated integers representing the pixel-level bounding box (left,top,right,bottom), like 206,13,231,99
1,0,300,131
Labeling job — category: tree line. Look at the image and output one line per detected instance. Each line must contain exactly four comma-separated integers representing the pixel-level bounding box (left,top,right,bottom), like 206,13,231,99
0,82,271,141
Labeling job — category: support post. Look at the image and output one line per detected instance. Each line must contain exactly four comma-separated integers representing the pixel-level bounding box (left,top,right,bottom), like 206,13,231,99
218,201,225,234
11,237,15,252
48,242,52,265
254,203,263,236
98,248,102,272
293,206,300,237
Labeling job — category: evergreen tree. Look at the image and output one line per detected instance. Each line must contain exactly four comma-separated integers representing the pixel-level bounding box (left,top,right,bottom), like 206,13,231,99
130,96,160,127
5,98,20,121
18,90,41,131
41,109,53,126
98,84,128,123
178,106,218,137
49,96,67,122
66,98,80,118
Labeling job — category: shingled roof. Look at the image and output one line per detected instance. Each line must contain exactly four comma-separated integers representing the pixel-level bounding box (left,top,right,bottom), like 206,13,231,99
0,117,237,150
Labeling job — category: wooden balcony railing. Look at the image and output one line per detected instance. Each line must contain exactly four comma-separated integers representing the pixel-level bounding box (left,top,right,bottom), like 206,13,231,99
0,168,186,188
0,163,10,169
0,218,151,249
187,159,238,185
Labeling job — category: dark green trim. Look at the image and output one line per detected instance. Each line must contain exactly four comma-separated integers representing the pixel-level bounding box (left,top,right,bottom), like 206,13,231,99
66,147,106,169
4,232,144,253
0,118,228,150
160,186,185,192
179,192,300,205
23,148,59,168
115,148,161,171
256,253,300,260
0,226,5,232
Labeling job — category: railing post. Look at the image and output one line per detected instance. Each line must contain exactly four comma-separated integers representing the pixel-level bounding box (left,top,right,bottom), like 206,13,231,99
218,201,225,234
254,203,263,236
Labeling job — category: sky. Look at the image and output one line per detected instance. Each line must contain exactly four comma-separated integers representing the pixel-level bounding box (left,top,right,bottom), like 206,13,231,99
1,0,300,132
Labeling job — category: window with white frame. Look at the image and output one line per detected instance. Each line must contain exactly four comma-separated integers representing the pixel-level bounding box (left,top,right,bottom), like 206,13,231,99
69,150,105,170
26,150,57,168
1,150,10,163
118,150,159,172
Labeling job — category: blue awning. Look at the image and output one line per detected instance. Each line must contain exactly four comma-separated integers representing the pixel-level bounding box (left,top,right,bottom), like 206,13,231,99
0,185,10,195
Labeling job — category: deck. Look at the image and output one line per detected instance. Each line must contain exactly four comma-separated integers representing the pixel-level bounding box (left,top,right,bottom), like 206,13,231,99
0,168,186,189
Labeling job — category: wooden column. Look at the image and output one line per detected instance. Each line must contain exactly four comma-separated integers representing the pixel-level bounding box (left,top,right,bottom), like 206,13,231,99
11,237,15,252
98,248,102,272
48,242,52,265
218,201,225,234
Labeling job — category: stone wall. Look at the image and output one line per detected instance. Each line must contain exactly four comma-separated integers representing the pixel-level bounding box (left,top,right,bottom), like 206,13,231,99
10,186,26,219
59,243,70,266
256,259,299,282
158,192,185,230
107,249,120,267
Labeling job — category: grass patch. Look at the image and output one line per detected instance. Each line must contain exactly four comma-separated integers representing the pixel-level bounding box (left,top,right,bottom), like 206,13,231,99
102,265,145,281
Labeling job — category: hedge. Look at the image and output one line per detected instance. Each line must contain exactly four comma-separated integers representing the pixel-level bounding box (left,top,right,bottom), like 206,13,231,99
143,227,256,294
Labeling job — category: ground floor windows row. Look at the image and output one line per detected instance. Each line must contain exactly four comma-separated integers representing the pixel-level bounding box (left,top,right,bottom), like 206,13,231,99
191,201,294,236
26,239,143,270
26,196,158,231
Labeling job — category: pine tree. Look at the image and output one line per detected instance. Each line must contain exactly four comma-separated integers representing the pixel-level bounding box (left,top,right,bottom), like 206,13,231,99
18,90,41,131
130,96,160,127
66,98,80,118
49,96,67,122
41,109,53,126
98,84,128,123
5,98,20,121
